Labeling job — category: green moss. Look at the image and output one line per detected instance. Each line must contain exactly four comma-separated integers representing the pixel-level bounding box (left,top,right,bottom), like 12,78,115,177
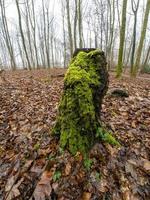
83,157,93,171
96,127,120,147
53,49,108,155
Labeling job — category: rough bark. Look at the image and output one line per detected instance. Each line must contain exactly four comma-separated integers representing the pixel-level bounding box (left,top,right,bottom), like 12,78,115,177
52,49,108,155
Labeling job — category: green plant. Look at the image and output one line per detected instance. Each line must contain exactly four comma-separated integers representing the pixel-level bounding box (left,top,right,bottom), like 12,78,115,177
46,154,55,161
83,158,93,171
95,172,101,181
58,147,64,155
53,171,61,182
96,127,120,147
33,142,40,151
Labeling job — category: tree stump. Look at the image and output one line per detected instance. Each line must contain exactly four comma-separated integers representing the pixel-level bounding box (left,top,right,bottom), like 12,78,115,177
53,49,109,155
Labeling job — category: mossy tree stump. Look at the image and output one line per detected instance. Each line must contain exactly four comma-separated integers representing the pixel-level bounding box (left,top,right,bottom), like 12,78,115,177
53,49,109,155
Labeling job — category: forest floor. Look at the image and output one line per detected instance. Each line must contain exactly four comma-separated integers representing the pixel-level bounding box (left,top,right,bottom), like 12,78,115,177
0,69,150,200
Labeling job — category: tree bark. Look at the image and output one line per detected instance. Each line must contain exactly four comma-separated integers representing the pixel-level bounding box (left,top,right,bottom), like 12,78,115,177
66,0,73,57
52,49,108,155
130,0,140,76
132,0,150,77
140,44,150,72
15,0,31,70
0,0,16,70
116,0,128,78
78,0,83,48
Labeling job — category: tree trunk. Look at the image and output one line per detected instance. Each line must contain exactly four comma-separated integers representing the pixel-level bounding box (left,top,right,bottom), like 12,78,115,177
0,0,16,70
15,0,31,70
66,0,73,57
132,0,150,77
74,0,78,50
130,0,140,76
116,0,128,78
140,44,150,73
52,49,108,155
78,0,83,48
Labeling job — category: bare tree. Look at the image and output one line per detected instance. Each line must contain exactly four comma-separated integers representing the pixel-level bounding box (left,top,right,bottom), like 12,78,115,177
61,0,67,67
132,0,150,76
141,43,150,72
116,0,128,78
66,0,73,57
78,0,83,48
15,0,31,70
74,0,78,49
0,0,16,70
130,0,140,75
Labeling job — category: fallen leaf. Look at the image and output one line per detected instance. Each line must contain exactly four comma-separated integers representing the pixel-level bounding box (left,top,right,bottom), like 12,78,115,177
98,178,108,193
131,121,136,128
64,162,71,176
6,178,24,200
33,171,52,200
125,162,137,180
141,159,150,172
82,192,92,200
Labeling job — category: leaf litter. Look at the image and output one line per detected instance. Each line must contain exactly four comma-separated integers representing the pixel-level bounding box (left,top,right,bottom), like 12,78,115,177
0,69,150,200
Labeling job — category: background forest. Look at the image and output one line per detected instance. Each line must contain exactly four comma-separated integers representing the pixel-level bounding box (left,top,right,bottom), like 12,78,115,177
0,0,150,77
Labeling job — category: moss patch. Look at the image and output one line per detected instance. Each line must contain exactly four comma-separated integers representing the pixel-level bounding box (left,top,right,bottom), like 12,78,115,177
53,49,108,155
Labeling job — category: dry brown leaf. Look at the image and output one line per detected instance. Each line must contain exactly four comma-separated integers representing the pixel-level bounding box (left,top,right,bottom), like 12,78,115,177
6,178,24,200
125,162,137,180
22,160,33,173
131,121,136,128
33,171,52,200
5,170,20,193
82,192,92,200
64,162,71,176
98,178,108,193
141,159,150,172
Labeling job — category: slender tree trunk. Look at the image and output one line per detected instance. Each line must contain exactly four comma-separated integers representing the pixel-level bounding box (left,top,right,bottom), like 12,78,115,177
130,0,140,75
124,36,133,72
62,2,67,68
78,0,83,48
74,0,78,49
0,0,16,70
116,0,121,30
17,34,26,69
66,0,73,57
107,0,115,69
140,44,150,72
15,0,31,70
31,0,39,68
25,3,35,68
50,35,54,68
132,0,150,77
46,8,51,68
116,0,128,78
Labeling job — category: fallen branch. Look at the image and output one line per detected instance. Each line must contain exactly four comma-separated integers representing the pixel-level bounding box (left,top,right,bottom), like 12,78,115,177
51,73,65,78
